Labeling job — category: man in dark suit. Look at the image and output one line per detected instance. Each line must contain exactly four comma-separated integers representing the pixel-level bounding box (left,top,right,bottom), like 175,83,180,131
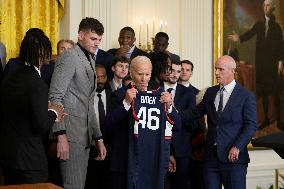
188,55,257,189
105,56,181,189
0,32,64,185
107,26,148,59
228,0,283,128
151,32,180,63
85,64,112,189
164,61,196,189
179,59,206,189
179,59,199,95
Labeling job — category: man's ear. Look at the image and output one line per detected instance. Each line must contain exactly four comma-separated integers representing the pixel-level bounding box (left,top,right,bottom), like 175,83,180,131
133,37,136,43
78,31,84,41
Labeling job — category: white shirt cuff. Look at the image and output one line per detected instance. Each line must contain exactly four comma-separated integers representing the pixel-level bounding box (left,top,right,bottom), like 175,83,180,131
168,105,173,113
123,100,131,111
48,109,58,118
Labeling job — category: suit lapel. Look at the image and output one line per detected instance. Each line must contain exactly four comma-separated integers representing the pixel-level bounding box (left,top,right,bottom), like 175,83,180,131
75,45,94,85
210,86,220,116
221,83,240,115
174,85,182,106
105,88,112,113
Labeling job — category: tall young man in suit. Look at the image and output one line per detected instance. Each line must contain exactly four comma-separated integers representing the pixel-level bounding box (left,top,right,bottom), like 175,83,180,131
189,55,257,189
0,32,65,185
49,17,107,189
107,27,148,59
164,61,196,189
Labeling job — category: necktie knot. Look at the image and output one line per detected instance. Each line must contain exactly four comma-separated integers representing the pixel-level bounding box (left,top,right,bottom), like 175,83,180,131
167,88,174,93
97,93,102,98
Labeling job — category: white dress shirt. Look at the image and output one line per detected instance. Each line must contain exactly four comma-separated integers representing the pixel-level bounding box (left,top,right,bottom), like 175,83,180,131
214,80,236,111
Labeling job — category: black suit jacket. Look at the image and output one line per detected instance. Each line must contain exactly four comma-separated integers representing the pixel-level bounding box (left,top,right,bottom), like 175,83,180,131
40,60,55,88
0,64,57,170
107,46,148,60
96,49,113,79
172,84,196,157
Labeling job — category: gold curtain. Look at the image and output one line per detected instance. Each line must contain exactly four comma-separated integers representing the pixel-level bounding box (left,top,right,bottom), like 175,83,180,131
0,0,64,62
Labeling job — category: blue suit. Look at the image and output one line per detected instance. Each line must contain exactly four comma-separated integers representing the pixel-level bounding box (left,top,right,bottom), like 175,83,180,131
169,84,196,189
96,49,113,79
105,85,181,189
190,83,257,189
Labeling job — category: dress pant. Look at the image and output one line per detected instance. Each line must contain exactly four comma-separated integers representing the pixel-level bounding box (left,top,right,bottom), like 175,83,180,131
169,156,191,189
2,167,48,185
203,146,247,189
85,145,110,189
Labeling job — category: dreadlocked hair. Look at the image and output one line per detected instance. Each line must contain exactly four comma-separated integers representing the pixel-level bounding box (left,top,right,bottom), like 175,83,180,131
149,51,171,78
19,32,52,67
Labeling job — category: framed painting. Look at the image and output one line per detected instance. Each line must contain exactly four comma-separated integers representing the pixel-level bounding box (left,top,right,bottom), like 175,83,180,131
214,0,284,139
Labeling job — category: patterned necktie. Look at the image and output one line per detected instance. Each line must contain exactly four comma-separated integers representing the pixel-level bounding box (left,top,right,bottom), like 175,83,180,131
97,93,106,132
88,54,95,72
217,87,225,116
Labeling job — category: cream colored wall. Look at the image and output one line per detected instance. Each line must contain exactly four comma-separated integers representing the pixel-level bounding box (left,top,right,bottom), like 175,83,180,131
59,0,212,89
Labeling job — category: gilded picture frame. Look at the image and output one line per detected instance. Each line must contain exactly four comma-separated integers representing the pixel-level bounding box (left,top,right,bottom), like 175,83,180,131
213,0,284,145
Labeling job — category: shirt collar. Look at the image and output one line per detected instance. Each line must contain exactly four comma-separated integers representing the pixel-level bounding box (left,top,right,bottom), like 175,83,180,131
96,89,106,97
34,66,41,77
221,80,236,93
77,42,94,61
164,82,177,91
128,45,135,55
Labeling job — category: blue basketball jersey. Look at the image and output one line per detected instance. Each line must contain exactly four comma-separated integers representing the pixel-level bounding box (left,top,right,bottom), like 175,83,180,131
127,87,174,189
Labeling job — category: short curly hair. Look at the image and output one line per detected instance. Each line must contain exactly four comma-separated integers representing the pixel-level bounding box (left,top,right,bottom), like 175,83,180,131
78,17,104,36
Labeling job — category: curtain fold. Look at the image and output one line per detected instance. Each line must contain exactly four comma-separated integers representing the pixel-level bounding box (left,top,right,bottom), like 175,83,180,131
0,0,64,62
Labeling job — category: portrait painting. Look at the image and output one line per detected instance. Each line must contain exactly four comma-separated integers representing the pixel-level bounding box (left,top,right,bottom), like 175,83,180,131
214,0,284,138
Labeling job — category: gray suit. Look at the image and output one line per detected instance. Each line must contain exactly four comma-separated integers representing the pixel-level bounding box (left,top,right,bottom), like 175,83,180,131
49,45,101,189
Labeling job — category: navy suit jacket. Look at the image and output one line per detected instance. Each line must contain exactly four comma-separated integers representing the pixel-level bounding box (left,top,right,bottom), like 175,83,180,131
191,83,257,163
105,85,181,172
40,60,55,88
96,49,113,79
107,46,148,60
172,84,196,158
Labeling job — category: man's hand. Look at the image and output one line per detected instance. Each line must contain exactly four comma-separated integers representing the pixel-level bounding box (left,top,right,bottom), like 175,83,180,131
227,34,240,43
57,134,69,160
228,146,240,163
94,140,107,161
115,45,131,57
124,87,137,105
49,102,67,122
160,91,173,112
168,155,176,172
